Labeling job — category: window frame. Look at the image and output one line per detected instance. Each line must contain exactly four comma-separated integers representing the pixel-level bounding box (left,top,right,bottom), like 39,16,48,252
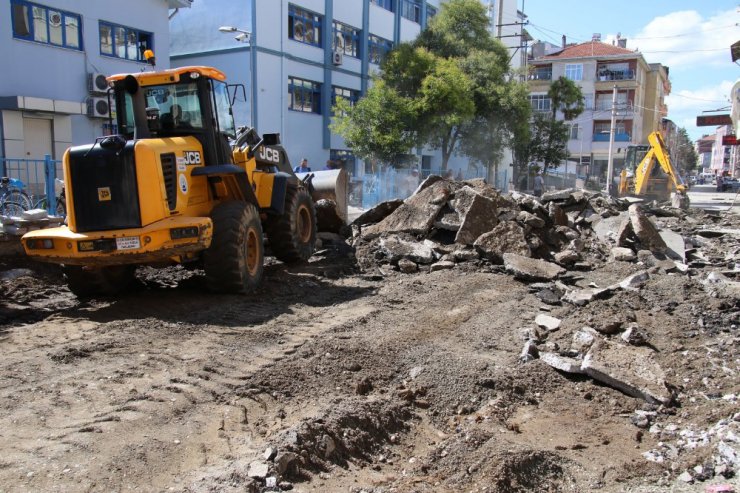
400,0,422,23
528,94,552,113
10,0,82,51
99,20,153,63
568,123,580,140
565,63,583,81
368,34,393,65
288,4,323,48
370,0,394,12
331,85,360,115
288,76,322,114
332,21,360,58
426,5,438,23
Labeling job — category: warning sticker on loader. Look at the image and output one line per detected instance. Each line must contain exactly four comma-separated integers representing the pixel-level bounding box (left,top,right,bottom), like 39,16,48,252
179,174,189,194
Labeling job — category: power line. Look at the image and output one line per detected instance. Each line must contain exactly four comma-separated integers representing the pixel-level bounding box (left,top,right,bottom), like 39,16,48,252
669,93,730,103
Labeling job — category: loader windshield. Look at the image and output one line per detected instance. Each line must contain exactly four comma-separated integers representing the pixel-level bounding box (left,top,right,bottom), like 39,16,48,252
117,81,204,137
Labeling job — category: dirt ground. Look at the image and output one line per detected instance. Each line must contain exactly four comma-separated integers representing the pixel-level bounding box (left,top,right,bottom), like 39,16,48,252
0,205,739,493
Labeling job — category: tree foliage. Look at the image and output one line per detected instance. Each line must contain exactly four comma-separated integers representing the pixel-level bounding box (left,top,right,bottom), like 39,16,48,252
331,0,531,174
673,127,699,174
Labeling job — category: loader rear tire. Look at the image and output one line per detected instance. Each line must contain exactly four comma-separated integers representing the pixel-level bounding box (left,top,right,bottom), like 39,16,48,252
62,265,137,298
204,201,264,294
265,186,317,264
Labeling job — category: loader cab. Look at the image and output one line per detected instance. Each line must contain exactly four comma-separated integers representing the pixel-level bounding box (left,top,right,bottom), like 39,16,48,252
624,144,649,173
112,67,237,166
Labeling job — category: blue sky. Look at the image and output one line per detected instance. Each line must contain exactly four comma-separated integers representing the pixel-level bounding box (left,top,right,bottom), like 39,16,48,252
520,0,739,141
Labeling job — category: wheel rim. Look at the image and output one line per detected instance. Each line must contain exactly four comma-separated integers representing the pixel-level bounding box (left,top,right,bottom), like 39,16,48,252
245,227,260,276
296,204,312,243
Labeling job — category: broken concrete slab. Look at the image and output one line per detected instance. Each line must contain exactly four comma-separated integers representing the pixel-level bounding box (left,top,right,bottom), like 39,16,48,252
503,253,566,282
247,461,270,479
629,205,667,254
592,211,629,244
474,222,530,263
539,352,584,374
378,236,436,265
617,270,650,291
548,202,569,227
658,230,686,262
519,340,539,363
554,250,581,266
612,247,636,262
534,313,561,332
517,210,545,229
562,287,612,306
571,328,597,355
397,258,418,273
353,199,404,227
363,181,451,238
433,205,461,231
430,260,455,272
451,186,499,244
452,247,479,262
581,339,672,405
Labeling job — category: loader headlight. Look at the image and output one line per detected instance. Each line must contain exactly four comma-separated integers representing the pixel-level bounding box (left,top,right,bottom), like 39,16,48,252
170,227,199,240
26,238,54,250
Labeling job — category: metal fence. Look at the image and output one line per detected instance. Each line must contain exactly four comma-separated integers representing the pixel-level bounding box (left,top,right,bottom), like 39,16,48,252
1,155,61,214
359,166,507,209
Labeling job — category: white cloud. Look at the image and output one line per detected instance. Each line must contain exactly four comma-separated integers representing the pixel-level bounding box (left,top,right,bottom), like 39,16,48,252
665,80,737,140
605,9,739,69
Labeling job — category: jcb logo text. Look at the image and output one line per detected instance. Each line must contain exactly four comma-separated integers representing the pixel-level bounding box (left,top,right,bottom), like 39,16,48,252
183,151,202,165
258,147,280,164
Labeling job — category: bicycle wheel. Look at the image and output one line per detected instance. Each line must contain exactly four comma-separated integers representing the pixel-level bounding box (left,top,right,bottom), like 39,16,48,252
0,200,24,217
5,190,31,210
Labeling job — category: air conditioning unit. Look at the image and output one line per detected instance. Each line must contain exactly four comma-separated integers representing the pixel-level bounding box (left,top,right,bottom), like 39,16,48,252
49,11,62,27
87,72,109,94
332,51,343,66
87,97,112,118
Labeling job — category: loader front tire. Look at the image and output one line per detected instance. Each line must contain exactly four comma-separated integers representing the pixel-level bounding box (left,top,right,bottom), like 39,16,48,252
265,187,317,264
204,201,264,294
62,265,137,298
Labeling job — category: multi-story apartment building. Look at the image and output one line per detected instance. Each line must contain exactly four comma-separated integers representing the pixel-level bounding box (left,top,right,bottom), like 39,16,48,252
527,36,670,182
0,0,189,169
695,135,714,174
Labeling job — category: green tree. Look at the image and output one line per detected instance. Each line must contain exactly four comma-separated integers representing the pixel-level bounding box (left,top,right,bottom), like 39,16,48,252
672,127,699,174
332,0,530,175
525,76,584,174
329,80,416,167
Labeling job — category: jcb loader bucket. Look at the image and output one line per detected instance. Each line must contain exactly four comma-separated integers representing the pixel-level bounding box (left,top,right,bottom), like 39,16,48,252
296,169,348,225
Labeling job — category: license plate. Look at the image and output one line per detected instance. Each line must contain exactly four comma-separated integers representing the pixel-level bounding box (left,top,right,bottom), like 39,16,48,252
116,236,141,250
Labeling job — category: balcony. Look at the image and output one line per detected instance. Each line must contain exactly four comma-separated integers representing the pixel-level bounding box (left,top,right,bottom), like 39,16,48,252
593,132,631,142
528,69,552,81
596,69,635,81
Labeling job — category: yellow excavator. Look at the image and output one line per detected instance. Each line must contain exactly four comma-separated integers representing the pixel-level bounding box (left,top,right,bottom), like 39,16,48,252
21,57,346,296
618,131,689,208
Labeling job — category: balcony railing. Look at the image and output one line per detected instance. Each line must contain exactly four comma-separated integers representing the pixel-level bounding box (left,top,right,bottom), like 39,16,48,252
593,132,631,142
596,69,635,81
528,70,552,81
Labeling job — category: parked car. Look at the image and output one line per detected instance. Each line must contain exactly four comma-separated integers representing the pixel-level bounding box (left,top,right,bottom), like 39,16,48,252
722,178,740,192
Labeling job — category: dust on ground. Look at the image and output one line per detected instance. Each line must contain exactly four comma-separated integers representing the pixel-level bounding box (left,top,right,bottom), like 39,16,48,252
0,188,738,493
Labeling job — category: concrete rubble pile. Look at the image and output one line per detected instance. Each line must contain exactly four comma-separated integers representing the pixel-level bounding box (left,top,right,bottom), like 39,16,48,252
353,176,660,277
0,209,64,238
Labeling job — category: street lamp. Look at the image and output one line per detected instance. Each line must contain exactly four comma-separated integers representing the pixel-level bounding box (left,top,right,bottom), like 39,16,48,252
219,25,257,128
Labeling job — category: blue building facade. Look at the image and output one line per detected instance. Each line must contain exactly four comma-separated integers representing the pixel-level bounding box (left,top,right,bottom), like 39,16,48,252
0,0,189,168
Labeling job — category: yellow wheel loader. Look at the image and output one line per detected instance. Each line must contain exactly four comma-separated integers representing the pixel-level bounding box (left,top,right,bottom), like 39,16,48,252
618,131,689,208
21,64,345,296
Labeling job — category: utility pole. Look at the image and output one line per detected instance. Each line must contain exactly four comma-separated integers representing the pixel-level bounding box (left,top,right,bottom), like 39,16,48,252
605,85,618,196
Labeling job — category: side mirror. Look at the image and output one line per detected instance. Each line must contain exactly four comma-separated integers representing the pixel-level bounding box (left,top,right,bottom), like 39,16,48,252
123,74,139,95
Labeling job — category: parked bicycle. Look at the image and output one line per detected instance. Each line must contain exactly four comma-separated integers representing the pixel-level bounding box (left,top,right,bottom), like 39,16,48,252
0,176,31,216
32,179,66,216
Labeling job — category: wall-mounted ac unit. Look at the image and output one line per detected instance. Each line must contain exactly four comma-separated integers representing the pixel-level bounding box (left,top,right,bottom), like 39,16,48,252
332,51,343,66
87,72,109,94
87,97,112,118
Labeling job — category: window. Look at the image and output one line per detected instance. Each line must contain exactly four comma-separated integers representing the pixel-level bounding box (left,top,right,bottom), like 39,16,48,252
11,0,82,50
368,34,393,64
99,21,152,62
594,121,626,135
401,0,421,23
332,21,360,58
212,81,236,139
568,124,580,140
583,94,594,110
528,94,551,113
426,5,437,23
565,64,582,81
289,77,322,114
331,86,360,115
289,4,322,47
370,0,393,12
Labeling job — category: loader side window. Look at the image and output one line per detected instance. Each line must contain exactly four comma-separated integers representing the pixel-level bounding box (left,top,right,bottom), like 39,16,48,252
212,81,236,140
146,82,203,133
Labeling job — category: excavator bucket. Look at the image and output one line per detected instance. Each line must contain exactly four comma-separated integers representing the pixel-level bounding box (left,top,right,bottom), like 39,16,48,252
296,169,348,230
